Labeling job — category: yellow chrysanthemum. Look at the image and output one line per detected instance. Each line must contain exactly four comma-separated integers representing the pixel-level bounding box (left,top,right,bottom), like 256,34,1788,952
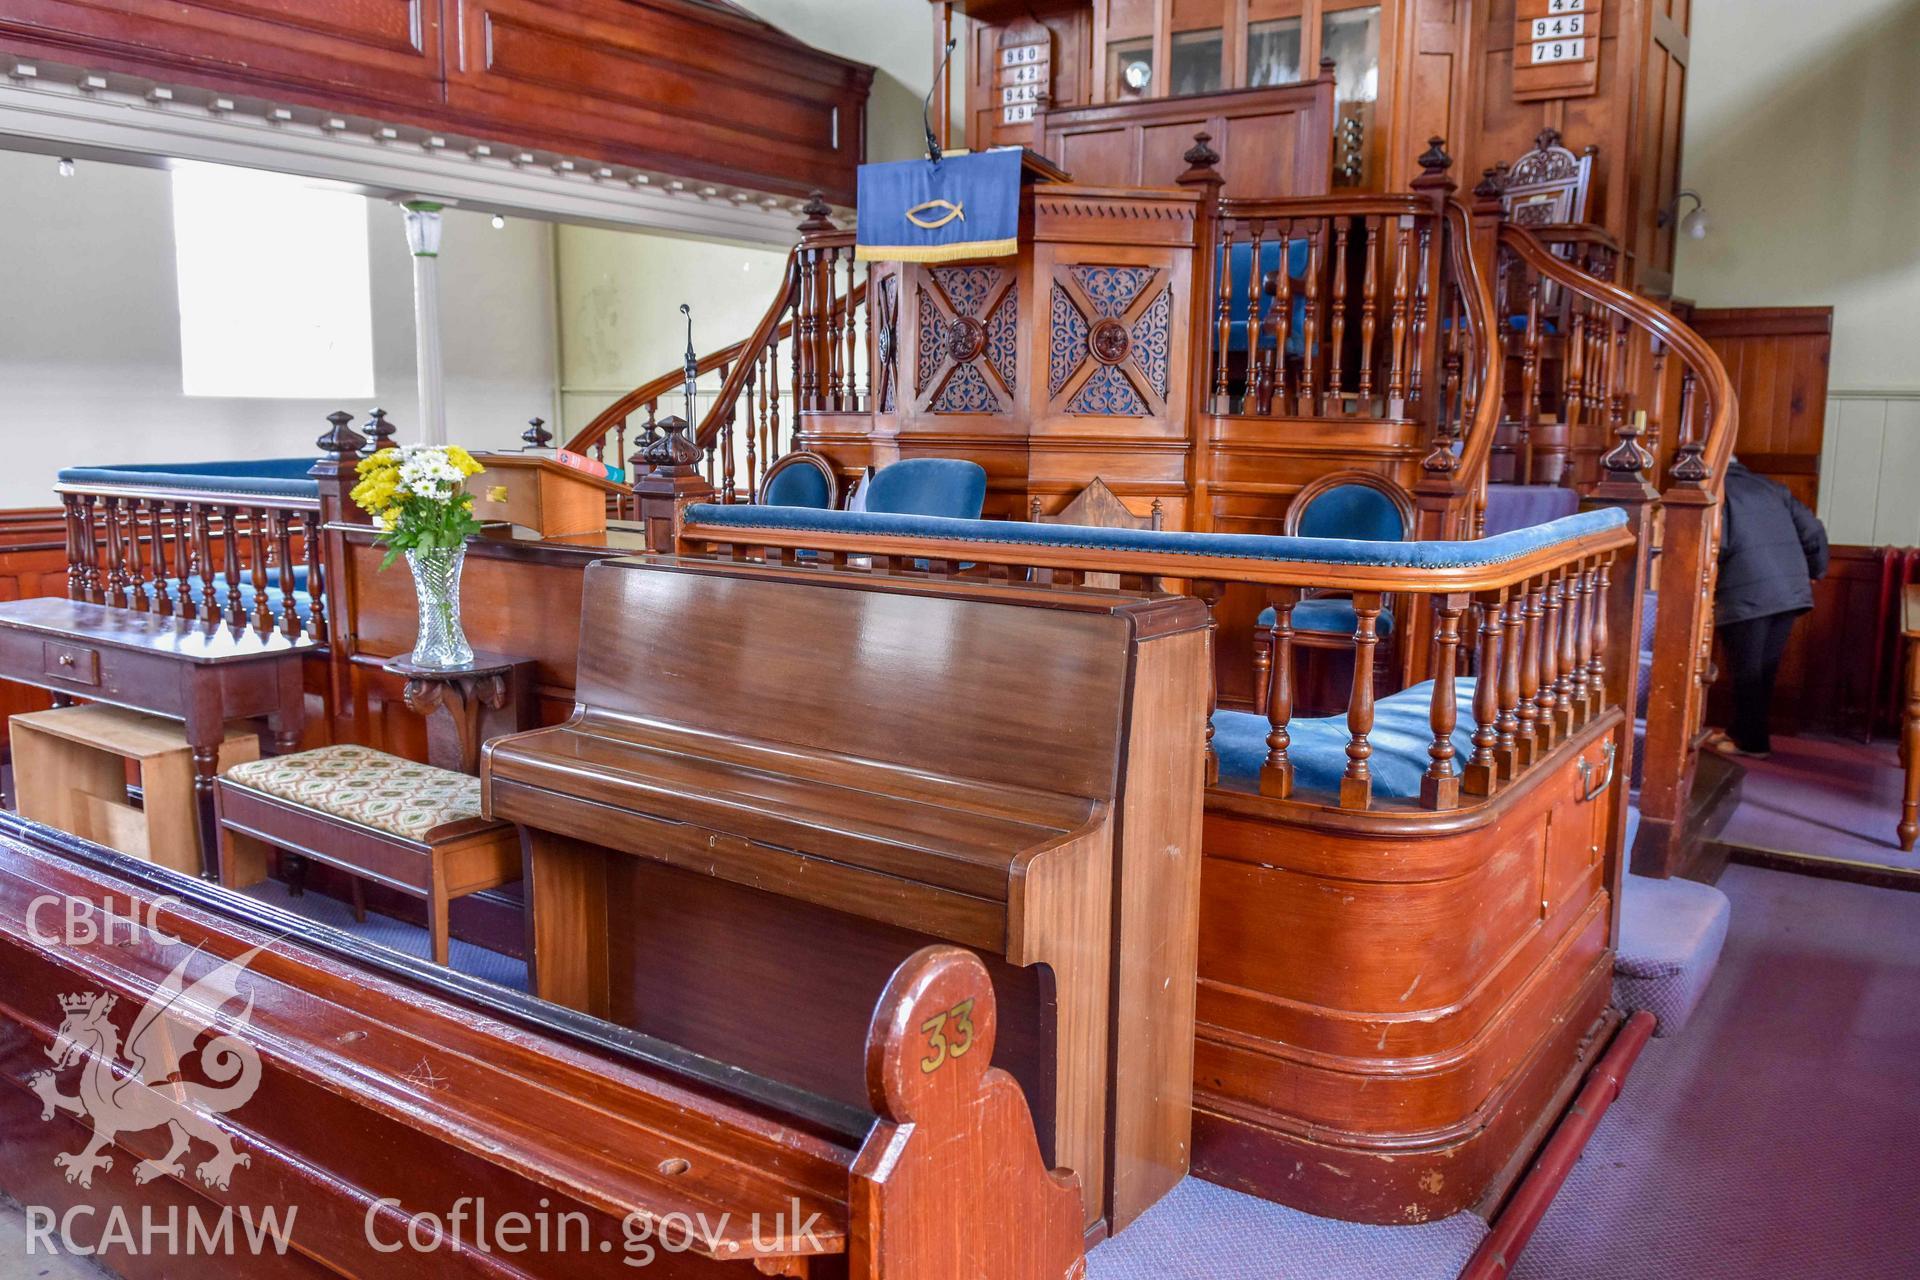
350,474,401,515
356,450,400,476
445,445,485,478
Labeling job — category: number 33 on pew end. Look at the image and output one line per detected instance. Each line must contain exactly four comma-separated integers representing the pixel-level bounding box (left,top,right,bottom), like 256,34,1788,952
852,946,1087,1280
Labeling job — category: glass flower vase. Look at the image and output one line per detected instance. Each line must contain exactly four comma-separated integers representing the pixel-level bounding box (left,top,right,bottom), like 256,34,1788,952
406,545,474,670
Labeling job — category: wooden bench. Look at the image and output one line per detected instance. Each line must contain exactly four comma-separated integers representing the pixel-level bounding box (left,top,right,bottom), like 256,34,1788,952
0,820,1086,1279
215,744,518,965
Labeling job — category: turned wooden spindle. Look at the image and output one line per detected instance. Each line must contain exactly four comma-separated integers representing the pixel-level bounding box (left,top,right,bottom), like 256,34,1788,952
1554,567,1579,731
1495,595,1524,780
1245,220,1265,410
1409,221,1432,405
1262,588,1300,798
1388,220,1412,404
302,511,327,642
1571,562,1596,715
1534,574,1563,745
1328,220,1351,403
1423,595,1466,809
152,501,179,617
1268,229,1296,412
1588,559,1612,710
124,497,149,613
1302,222,1324,415
1212,228,1234,408
742,365,759,501
1358,219,1381,404
102,497,129,609
1196,580,1227,787
1341,593,1384,809
171,502,196,620
271,510,298,636
1465,591,1505,796
193,506,218,621
221,506,245,625
1516,581,1544,766
248,507,274,634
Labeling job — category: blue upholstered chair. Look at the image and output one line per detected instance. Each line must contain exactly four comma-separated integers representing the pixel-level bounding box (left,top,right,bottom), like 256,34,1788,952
1256,473,1414,715
1220,237,1313,364
759,451,838,509
864,459,988,520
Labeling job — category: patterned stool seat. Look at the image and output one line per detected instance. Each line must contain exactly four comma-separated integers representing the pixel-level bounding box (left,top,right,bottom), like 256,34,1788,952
222,744,490,842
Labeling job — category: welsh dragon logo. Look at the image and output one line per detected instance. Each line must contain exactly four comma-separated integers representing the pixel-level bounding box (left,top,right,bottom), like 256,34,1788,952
27,946,265,1191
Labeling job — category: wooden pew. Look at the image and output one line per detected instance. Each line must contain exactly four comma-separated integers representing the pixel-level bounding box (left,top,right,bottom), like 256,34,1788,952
482,557,1210,1235
671,479,1650,1226
0,816,1084,1280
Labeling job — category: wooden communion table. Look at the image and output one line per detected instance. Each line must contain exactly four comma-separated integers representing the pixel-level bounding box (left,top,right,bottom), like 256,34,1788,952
0,598,310,876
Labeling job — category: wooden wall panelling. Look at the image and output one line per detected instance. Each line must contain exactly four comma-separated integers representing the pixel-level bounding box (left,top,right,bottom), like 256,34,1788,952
1387,0,1476,191
1691,306,1832,509
1040,76,1337,197
1469,0,1689,292
967,7,1093,151
0,0,872,204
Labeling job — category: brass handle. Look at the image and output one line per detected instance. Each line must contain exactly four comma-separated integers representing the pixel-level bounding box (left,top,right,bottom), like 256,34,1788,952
1576,741,1617,803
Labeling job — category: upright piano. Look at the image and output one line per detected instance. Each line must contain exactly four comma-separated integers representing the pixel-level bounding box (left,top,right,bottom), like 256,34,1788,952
482,556,1209,1233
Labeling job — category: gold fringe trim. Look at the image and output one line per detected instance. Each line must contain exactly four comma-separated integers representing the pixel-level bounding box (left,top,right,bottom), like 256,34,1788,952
854,237,1018,264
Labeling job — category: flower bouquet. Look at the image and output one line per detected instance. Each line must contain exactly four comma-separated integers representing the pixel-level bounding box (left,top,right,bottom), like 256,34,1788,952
350,444,486,669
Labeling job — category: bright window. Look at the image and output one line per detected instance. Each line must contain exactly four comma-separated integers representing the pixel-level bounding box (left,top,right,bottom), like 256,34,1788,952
171,162,375,399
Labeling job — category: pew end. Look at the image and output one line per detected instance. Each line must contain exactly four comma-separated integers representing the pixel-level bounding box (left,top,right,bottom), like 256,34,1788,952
851,946,1087,1280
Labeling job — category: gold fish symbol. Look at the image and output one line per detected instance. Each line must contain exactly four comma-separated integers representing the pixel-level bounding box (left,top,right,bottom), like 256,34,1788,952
905,199,966,230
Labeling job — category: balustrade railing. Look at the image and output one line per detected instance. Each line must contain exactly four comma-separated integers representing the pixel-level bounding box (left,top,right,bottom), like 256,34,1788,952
59,485,327,643
1496,221,1738,873
675,501,1640,817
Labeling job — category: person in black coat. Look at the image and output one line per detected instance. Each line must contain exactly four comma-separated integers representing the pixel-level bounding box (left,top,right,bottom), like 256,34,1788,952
1712,459,1829,757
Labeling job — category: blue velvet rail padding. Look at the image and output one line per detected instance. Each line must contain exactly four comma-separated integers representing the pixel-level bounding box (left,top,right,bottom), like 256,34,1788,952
684,504,1628,571
855,149,1023,264
58,458,321,501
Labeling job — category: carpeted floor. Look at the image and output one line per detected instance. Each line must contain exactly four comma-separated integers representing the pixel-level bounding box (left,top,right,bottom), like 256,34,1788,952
1715,735,1916,868
238,879,529,991
1511,863,1920,1279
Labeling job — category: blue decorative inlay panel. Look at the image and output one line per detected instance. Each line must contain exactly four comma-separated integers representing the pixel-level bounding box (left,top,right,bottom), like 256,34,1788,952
1050,283,1088,399
986,293,1018,393
1067,365,1148,417
930,266,998,318
915,286,943,395
1129,286,1173,401
930,362,999,414
1070,266,1157,319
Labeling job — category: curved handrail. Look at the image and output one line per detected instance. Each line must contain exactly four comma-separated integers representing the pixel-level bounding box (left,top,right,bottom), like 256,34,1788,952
1219,193,1429,222
563,246,803,456
1445,200,1504,491
1499,224,1738,491
694,236,864,452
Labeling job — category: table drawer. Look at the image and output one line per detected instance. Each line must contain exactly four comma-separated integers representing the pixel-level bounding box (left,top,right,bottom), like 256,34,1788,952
42,640,101,687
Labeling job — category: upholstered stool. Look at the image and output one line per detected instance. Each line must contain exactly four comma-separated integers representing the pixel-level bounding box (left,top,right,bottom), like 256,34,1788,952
215,744,519,965
1613,871,1732,1037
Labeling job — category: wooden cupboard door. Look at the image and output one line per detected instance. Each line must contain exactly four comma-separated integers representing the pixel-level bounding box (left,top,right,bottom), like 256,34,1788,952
0,0,443,106
1542,733,1613,918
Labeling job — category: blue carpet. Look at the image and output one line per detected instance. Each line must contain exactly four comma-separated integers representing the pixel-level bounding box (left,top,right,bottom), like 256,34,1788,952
239,879,528,991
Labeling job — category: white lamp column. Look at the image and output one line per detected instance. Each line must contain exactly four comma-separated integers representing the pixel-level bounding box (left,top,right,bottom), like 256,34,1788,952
402,200,447,445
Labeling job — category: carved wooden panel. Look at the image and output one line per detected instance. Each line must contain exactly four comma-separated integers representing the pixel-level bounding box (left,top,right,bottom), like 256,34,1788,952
1047,265,1175,419
910,265,1020,416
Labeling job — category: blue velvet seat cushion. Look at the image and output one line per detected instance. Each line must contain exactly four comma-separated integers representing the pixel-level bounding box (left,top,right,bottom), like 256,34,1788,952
1295,484,1406,542
1257,598,1396,638
1219,238,1312,358
1213,678,1477,800
761,462,833,509
683,504,1627,571
865,459,988,521
58,458,321,500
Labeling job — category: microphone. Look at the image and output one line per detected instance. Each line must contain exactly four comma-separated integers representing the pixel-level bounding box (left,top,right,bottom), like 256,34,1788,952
925,37,957,164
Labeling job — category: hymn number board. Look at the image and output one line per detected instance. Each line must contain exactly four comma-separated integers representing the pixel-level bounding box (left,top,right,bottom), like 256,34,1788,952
998,33,1050,127
1513,0,1601,101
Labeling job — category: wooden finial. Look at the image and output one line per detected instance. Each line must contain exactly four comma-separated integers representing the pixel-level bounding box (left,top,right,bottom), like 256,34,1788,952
1319,55,1337,80
1177,131,1224,186
797,191,835,235
364,407,397,452
522,416,553,449
1417,137,1452,176
1602,408,1656,478
1534,127,1564,154
317,410,365,458
1474,164,1508,200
